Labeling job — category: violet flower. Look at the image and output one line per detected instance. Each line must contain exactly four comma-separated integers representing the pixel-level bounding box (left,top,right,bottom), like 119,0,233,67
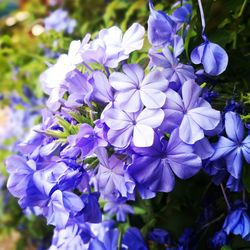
95,148,128,198
103,107,164,148
163,80,221,144
44,9,77,34
190,0,228,76
223,203,250,240
148,0,176,47
110,64,168,112
149,36,195,90
104,198,134,222
210,111,250,179
81,23,145,68
128,129,201,198
122,227,148,250
67,124,107,158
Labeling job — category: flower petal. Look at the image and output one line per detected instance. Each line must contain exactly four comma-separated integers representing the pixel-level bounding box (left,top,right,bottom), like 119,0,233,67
179,114,204,144
108,127,133,148
109,72,137,91
104,108,132,130
188,107,221,131
225,111,244,143
122,23,145,54
242,135,250,163
115,90,142,112
211,136,237,160
136,108,164,128
225,148,243,179
140,89,166,109
133,124,154,147
141,70,169,91
182,80,201,110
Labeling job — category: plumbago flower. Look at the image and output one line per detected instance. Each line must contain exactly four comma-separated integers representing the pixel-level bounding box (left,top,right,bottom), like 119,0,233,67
190,0,228,76
110,64,168,112
162,80,221,144
210,112,250,179
5,1,240,249
128,129,201,198
223,202,250,240
44,9,77,34
103,108,164,148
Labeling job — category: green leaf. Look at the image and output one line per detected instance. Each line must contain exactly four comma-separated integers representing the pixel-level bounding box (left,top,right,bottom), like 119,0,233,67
134,206,146,215
45,129,68,139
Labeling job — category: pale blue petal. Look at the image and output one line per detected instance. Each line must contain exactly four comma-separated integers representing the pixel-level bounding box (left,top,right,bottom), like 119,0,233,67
225,111,244,143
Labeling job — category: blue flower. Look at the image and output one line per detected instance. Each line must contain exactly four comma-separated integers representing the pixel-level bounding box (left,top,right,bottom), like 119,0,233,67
128,129,201,198
171,3,192,24
211,111,250,179
44,9,77,34
211,230,228,249
148,228,169,245
122,227,148,250
191,38,228,76
223,203,250,240
104,198,134,222
89,228,119,250
190,0,228,76
148,1,176,47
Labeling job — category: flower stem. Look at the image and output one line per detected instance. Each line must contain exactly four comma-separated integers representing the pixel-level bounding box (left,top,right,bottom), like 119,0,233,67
83,62,93,72
200,213,225,231
220,184,231,210
197,0,206,35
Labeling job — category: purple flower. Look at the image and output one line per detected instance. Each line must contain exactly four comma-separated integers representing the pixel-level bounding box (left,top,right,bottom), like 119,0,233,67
76,192,102,224
40,39,86,111
224,98,244,114
210,111,250,179
6,155,36,200
149,37,195,90
81,23,145,68
226,175,243,192
194,137,214,160
104,198,134,222
32,161,81,195
91,71,113,104
64,69,93,108
148,228,169,245
223,203,250,240
190,0,228,76
104,108,164,148
45,190,84,229
171,3,192,24
44,9,77,34
128,129,201,198
191,38,228,76
89,228,119,250
96,148,128,198
211,230,228,249
148,1,176,47
67,124,107,157
163,80,221,144
122,227,148,250
110,64,168,112
50,223,92,249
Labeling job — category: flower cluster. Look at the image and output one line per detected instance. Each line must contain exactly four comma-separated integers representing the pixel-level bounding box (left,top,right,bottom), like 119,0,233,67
5,1,250,249
44,9,77,34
